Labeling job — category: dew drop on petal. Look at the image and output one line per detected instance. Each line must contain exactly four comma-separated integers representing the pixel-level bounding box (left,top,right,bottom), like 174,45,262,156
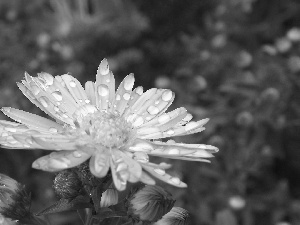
183,113,193,122
154,168,166,175
136,86,143,95
185,121,199,131
123,93,130,100
147,105,160,115
40,73,54,86
166,129,175,135
132,116,144,127
85,99,90,103
4,127,17,132
116,94,121,101
1,133,8,137
124,74,134,90
48,127,58,133
31,85,40,95
168,148,179,154
158,114,170,124
99,58,110,75
39,96,49,107
98,84,109,96
52,91,63,101
25,138,33,145
162,90,173,101
170,177,181,185
73,151,82,158
69,81,76,87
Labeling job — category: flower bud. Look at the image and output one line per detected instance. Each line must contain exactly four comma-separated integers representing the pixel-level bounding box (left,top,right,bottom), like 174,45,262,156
0,174,31,221
126,185,175,223
100,186,118,208
53,170,83,199
153,207,190,225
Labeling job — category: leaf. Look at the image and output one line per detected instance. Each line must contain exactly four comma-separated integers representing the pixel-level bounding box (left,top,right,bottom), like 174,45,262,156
95,208,127,222
36,195,92,216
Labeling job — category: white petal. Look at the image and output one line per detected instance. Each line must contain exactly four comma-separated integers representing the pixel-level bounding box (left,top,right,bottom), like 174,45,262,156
1,107,63,132
32,150,91,172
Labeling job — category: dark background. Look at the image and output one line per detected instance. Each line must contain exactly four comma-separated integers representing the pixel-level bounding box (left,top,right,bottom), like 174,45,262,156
1,0,300,224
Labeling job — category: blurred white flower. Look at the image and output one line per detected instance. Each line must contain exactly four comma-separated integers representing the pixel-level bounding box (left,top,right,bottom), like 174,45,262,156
228,195,246,210
287,27,300,42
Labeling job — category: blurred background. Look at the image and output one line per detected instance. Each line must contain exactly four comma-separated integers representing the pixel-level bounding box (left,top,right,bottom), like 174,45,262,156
0,0,300,224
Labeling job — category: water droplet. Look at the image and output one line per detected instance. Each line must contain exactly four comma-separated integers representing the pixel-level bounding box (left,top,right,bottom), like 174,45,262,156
49,127,57,133
136,86,143,95
116,162,128,172
162,90,173,101
39,72,54,86
116,94,121,100
170,177,181,184
154,168,166,175
183,114,193,122
4,127,16,132
49,159,69,169
166,129,175,135
134,152,149,162
98,84,109,96
69,81,76,87
168,148,179,154
52,91,63,101
85,99,90,103
132,117,144,127
185,121,198,131
1,133,8,137
147,105,160,115
124,74,134,90
25,138,33,144
158,114,170,124
155,100,160,104
99,58,109,75
73,151,82,158
39,96,49,107
123,93,130,100
31,85,40,95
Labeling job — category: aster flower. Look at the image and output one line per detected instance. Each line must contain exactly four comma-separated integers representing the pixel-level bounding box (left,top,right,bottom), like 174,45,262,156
0,59,218,191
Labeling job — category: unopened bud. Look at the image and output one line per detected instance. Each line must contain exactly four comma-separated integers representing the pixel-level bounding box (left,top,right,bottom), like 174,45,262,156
126,185,175,223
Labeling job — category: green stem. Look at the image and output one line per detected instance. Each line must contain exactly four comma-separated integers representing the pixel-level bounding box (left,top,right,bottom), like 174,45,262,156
84,209,93,225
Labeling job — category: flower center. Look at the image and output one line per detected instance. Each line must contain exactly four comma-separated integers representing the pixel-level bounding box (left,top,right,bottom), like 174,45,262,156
74,110,135,149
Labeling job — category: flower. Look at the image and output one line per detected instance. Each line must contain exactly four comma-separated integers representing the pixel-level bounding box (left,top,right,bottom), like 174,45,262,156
0,59,218,191
0,174,31,221
126,185,175,223
153,207,189,225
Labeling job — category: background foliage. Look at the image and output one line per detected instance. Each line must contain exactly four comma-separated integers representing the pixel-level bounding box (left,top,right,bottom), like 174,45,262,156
1,0,300,224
